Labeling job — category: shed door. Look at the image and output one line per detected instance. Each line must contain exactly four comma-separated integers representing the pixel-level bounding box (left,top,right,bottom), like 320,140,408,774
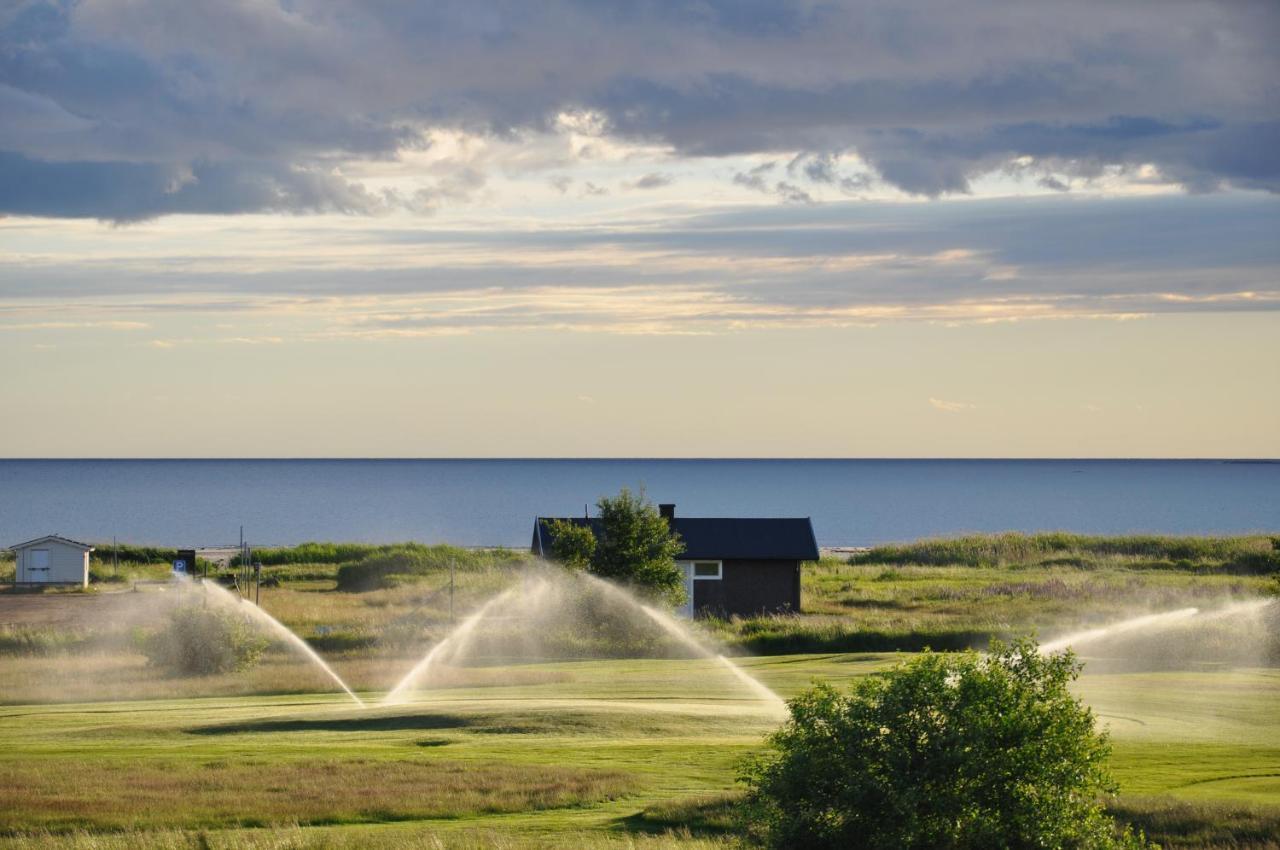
30,549,50,578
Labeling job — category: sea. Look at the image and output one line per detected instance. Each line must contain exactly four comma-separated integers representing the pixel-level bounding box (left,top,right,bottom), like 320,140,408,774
0,459,1276,549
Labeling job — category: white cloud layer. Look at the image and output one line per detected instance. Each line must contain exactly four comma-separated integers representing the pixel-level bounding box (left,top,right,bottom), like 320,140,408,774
2,195,1276,336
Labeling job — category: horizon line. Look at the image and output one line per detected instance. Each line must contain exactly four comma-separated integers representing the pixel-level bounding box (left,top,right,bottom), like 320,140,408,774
1,457,1276,463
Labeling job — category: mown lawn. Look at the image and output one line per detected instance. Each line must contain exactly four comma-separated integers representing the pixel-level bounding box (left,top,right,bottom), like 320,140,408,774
0,655,1276,848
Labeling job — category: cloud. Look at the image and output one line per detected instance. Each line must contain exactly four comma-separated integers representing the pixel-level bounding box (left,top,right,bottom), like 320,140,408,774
0,152,381,221
3,194,1276,337
734,161,820,202
408,166,488,213
732,162,775,191
930,397,976,413
0,319,149,330
0,0,1275,219
630,172,673,190
774,181,813,204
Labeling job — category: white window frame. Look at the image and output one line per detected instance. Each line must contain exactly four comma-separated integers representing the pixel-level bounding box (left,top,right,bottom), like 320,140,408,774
689,560,723,580
30,549,50,573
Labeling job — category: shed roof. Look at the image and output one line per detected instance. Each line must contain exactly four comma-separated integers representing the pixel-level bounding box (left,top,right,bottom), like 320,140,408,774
533,516,818,562
8,534,94,552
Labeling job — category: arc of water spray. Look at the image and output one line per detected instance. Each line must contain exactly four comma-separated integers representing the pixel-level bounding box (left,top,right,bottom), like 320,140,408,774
382,582,533,705
1041,607,1200,654
380,570,787,716
197,580,364,706
579,573,789,716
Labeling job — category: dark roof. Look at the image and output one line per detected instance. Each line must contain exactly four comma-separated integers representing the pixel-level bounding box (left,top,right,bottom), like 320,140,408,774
8,534,94,552
532,516,818,562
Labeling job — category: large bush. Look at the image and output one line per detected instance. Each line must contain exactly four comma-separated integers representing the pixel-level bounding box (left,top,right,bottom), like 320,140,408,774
742,639,1149,850
141,605,268,676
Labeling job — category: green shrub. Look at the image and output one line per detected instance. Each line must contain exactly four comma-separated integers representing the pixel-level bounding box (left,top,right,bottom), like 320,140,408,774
140,605,268,676
742,638,1150,850
306,629,377,654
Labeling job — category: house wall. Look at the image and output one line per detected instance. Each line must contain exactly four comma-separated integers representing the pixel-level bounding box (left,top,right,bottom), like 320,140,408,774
693,559,801,617
16,542,89,586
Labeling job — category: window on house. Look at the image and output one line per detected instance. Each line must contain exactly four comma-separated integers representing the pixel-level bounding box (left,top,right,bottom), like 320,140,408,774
30,549,50,572
692,561,722,579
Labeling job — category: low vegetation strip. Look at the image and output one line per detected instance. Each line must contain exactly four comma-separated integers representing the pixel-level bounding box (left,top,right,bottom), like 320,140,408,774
718,617,993,654
333,546,526,592
237,542,524,569
0,828,741,849
0,758,633,834
632,792,1280,850
1107,797,1280,850
850,532,1279,573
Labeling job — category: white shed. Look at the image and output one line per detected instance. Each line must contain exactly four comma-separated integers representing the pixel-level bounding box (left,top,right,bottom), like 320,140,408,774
9,535,94,587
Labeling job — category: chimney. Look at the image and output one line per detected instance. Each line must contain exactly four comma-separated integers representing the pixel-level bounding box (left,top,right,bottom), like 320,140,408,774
659,503,675,521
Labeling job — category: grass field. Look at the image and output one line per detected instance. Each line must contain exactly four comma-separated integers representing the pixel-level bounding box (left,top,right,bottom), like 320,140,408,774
0,654,1277,848
1,534,1277,848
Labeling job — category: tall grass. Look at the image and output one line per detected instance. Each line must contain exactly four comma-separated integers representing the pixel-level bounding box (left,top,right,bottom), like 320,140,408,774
0,626,91,656
709,614,991,654
0,829,739,849
334,546,527,592
0,758,633,833
238,542,526,568
1108,797,1280,849
852,533,1278,573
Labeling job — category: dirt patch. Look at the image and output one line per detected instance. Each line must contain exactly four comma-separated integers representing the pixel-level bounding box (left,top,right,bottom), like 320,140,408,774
0,589,170,628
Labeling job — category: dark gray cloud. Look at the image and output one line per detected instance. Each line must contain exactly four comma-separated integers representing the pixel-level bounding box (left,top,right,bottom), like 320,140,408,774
630,172,673,190
732,162,775,191
0,152,379,220
1,0,1277,218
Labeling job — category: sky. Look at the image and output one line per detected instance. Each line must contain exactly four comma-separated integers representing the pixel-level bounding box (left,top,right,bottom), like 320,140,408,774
1,0,1278,457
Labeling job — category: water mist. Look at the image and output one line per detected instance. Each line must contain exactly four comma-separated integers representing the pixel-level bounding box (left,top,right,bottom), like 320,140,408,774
193,580,364,705
382,566,787,714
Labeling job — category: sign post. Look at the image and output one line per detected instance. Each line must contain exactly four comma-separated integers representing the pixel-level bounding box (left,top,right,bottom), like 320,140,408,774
173,549,197,580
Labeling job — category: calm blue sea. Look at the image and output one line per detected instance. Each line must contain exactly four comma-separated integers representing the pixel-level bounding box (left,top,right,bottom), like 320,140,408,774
0,459,1276,548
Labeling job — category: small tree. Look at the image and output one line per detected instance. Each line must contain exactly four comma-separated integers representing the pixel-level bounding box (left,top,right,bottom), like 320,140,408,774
546,519,597,571
549,488,685,603
742,639,1149,850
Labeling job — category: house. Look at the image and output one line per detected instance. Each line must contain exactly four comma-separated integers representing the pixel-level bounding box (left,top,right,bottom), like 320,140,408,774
532,504,818,617
8,535,94,587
